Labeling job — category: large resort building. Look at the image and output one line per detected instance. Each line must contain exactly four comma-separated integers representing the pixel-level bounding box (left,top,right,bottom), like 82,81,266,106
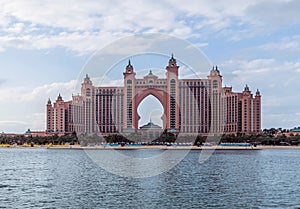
46,55,261,136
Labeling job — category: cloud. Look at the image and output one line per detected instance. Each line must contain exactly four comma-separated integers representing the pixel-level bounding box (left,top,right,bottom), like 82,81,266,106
0,120,29,134
0,0,192,53
0,120,27,125
219,58,300,128
244,0,300,27
263,112,300,129
0,80,77,133
0,0,300,132
26,113,46,131
0,32,112,54
260,40,300,52
0,78,6,86
178,65,209,79
90,76,124,87
258,35,300,59
0,80,77,102
4,22,25,34
221,58,300,89
0,0,298,53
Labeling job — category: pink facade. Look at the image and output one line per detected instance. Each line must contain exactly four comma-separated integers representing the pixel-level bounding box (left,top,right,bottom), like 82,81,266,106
46,94,72,133
46,55,261,135
224,86,261,134
123,57,180,133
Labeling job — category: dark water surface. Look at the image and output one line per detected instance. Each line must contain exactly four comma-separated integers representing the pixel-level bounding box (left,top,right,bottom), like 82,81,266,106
0,148,299,208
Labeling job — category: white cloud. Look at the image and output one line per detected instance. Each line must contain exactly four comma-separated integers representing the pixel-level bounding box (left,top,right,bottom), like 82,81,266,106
4,22,25,33
0,78,6,86
260,41,300,51
263,112,300,129
0,80,76,102
0,120,29,134
0,0,189,48
91,76,123,87
0,0,300,132
0,80,77,132
219,58,300,128
26,113,46,131
0,120,27,125
258,35,300,57
244,0,300,27
0,32,112,53
0,0,298,53
221,58,300,89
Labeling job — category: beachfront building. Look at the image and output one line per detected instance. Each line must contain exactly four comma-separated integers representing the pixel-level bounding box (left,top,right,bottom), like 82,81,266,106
223,86,261,135
46,55,261,136
46,94,72,133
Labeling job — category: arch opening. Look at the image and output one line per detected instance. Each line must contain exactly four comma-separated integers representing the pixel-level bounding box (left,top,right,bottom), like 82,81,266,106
137,95,164,128
136,95,165,141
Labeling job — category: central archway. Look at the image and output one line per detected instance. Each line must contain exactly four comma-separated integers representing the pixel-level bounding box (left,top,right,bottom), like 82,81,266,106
137,95,164,128
133,88,169,130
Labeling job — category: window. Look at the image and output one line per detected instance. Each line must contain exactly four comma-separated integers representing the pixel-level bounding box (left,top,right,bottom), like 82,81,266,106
86,88,91,96
170,79,176,128
213,80,218,88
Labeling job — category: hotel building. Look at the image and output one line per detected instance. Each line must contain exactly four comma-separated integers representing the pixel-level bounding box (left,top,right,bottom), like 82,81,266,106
46,55,261,136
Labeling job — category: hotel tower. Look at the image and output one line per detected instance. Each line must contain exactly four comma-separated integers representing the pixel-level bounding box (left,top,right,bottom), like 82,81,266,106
46,55,261,136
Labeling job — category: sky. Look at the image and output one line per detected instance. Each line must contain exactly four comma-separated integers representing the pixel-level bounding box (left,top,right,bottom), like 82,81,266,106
0,0,300,133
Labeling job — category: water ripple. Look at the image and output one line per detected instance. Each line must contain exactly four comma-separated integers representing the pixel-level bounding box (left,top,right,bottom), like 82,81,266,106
0,149,299,208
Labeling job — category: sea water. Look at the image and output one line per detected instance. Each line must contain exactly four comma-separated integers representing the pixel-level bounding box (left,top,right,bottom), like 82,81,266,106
0,148,299,208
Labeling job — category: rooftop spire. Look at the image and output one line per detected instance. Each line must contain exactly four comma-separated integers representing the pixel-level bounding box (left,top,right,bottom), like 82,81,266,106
244,84,249,91
256,89,260,95
169,53,176,62
127,59,132,68
57,93,62,100
84,74,91,83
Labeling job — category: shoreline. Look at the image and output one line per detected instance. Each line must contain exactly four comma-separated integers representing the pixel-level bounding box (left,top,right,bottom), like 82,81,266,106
1,144,300,150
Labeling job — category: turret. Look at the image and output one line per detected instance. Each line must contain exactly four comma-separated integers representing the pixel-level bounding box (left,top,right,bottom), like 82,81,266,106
83,74,92,85
81,74,93,97
166,54,179,77
56,93,63,102
123,60,136,131
123,60,135,77
166,54,180,131
209,66,221,77
47,98,52,106
244,84,250,92
255,89,261,97
208,65,222,90
242,84,252,97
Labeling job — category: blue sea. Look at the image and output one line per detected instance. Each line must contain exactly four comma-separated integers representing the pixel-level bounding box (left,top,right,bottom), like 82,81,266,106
0,148,299,208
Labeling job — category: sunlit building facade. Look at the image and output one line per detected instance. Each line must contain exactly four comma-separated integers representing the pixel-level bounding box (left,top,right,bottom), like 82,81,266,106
46,94,72,133
46,55,261,136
